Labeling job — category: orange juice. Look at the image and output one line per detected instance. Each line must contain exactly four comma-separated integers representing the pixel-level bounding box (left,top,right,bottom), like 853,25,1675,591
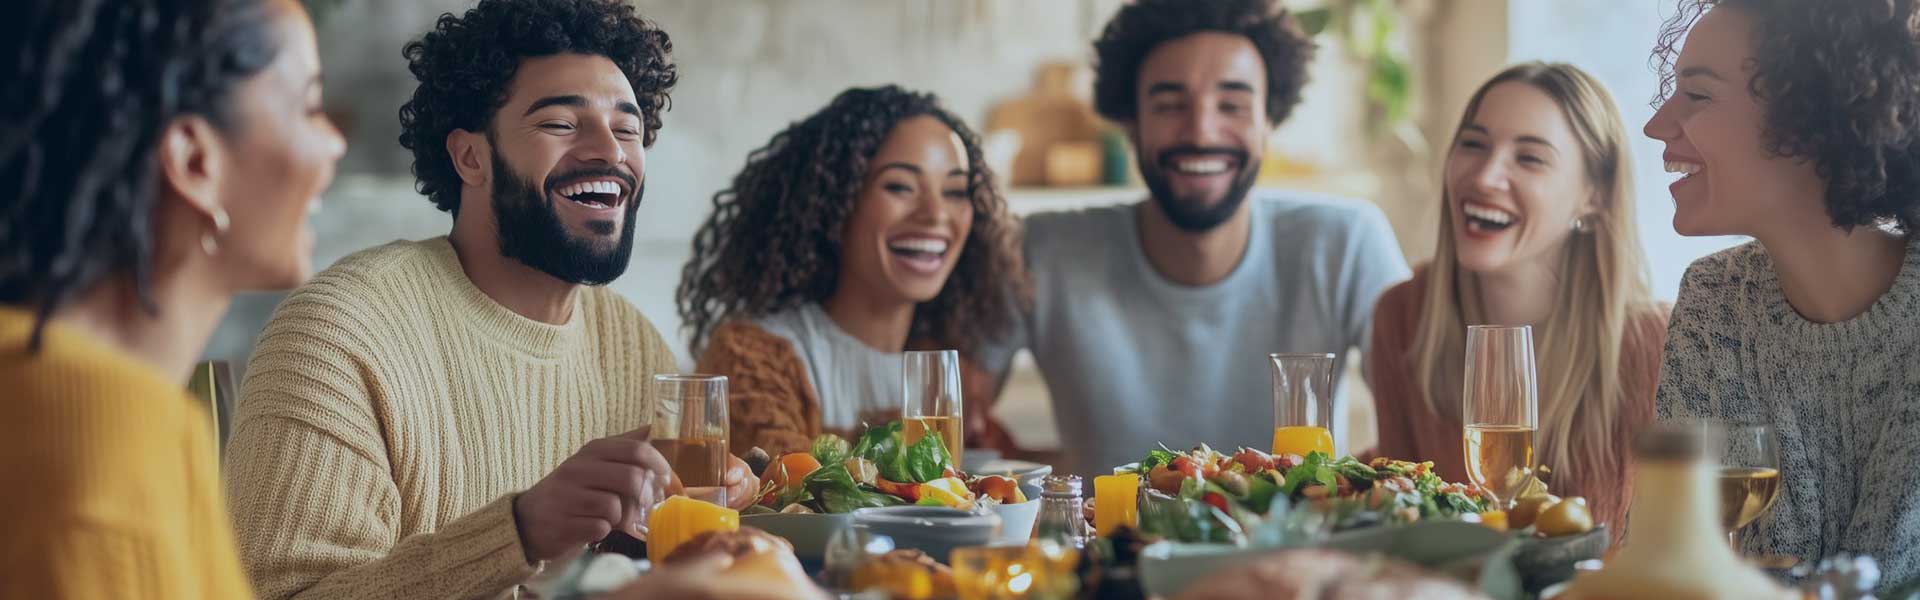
1271,425,1334,458
645,495,740,562
1092,474,1139,535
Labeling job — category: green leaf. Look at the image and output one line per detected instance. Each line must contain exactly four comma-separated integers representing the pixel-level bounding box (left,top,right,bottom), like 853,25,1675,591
805,463,904,514
1140,448,1180,474
899,432,954,483
1282,452,1339,495
811,434,850,466
851,422,901,461
1295,7,1334,35
1242,473,1282,511
1333,458,1378,483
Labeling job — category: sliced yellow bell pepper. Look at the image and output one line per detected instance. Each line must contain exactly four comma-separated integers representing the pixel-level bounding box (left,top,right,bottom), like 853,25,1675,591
917,477,975,509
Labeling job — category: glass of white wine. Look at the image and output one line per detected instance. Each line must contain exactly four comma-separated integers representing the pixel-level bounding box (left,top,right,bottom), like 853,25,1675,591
651,374,730,507
1462,324,1539,509
902,350,963,463
1714,422,1781,548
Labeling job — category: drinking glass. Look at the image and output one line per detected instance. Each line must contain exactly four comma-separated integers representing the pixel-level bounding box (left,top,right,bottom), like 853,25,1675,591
903,350,964,463
1713,422,1781,547
1270,353,1336,458
1461,325,1539,508
651,374,729,506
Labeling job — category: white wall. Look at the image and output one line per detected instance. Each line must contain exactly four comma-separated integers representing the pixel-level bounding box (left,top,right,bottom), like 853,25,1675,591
1504,0,1745,300
203,0,1401,373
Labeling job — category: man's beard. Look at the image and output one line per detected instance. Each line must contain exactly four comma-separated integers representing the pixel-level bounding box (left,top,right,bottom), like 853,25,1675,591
490,149,640,286
1138,145,1259,233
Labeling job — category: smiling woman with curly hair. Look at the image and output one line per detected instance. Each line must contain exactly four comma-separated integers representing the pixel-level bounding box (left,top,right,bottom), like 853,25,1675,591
1645,0,1920,589
678,85,1027,456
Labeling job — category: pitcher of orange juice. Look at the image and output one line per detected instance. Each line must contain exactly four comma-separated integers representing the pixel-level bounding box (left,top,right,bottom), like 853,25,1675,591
1270,353,1335,458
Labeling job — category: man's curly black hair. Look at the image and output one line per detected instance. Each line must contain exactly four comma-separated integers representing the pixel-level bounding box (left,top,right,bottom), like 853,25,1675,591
1,0,282,348
1653,0,1920,231
398,0,675,215
1091,0,1315,126
676,86,1028,359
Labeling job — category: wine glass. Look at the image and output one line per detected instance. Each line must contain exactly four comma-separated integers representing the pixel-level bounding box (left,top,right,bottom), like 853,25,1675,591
1713,422,1781,548
1270,353,1336,458
1461,325,1539,508
651,374,729,507
903,350,964,463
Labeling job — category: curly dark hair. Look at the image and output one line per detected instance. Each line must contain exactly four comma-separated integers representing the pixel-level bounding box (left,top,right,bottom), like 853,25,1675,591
1092,0,1315,125
398,0,675,215
1652,0,1920,230
676,86,1028,359
0,0,282,347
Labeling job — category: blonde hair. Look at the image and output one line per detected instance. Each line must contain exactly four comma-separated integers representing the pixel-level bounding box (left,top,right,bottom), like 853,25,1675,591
1412,62,1655,478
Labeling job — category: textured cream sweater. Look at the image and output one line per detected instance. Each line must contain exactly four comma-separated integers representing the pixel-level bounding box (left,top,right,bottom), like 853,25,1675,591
223,237,677,599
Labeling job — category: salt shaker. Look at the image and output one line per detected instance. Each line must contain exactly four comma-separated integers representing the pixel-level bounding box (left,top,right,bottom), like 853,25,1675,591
1034,474,1091,549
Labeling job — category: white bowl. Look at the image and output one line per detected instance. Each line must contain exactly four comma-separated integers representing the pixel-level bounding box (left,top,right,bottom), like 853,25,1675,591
988,499,1041,545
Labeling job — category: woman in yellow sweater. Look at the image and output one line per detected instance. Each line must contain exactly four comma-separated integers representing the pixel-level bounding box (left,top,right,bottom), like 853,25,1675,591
677,86,1029,457
0,0,345,596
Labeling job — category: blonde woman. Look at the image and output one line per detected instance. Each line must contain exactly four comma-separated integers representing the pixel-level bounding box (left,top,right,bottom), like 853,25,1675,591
1367,63,1668,543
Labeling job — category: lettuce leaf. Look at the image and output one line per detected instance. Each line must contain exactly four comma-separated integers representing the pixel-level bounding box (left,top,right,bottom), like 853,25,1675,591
811,434,850,466
803,462,903,514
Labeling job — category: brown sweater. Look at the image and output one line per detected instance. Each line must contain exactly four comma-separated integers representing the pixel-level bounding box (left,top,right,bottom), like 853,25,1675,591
1366,267,1668,544
696,320,1009,458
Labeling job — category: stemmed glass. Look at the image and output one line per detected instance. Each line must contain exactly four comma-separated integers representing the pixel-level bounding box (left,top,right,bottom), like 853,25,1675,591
1461,325,1540,508
1713,423,1781,548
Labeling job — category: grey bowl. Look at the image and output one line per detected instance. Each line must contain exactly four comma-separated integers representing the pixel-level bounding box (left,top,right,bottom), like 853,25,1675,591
851,506,1003,563
739,512,855,563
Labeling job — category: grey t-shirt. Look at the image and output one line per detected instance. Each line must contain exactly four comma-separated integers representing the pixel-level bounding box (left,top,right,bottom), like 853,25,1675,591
1657,237,1920,590
984,192,1410,476
753,303,904,433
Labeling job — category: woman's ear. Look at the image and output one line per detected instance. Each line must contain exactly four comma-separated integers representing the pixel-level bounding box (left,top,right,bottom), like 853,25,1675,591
156,115,228,226
447,128,491,187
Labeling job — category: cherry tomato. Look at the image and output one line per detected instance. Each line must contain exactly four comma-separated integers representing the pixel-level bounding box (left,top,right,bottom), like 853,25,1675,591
1170,457,1202,480
1275,454,1305,471
1202,492,1230,513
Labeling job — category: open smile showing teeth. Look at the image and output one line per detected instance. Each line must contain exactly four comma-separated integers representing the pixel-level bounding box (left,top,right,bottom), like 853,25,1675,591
1463,203,1518,232
554,178,627,209
1171,158,1233,175
887,236,950,274
1664,160,1704,180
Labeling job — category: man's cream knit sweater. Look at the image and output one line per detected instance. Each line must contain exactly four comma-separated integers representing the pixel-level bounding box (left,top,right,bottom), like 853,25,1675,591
223,237,676,599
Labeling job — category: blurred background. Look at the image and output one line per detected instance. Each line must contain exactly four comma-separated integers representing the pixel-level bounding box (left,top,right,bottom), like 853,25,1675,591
206,0,1740,454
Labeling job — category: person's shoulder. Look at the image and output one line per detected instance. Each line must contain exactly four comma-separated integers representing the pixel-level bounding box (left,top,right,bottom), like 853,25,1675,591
697,319,805,378
1677,240,1766,293
1021,203,1135,250
0,338,206,514
580,287,676,361
1253,190,1391,230
1375,265,1430,318
275,238,450,317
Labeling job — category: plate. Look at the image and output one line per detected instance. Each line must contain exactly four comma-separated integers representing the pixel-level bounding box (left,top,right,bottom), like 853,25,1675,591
1139,520,1525,600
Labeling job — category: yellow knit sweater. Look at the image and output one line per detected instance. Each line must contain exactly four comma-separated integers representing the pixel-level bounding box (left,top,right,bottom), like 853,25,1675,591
222,237,677,600
0,307,254,598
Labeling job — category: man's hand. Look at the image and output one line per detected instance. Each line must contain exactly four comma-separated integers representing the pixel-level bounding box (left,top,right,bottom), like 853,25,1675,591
723,453,760,510
664,452,761,510
514,427,670,563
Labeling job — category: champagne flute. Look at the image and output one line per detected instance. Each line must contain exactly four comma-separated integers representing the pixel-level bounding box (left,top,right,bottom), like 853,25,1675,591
903,349,964,463
1462,325,1539,508
1714,422,1781,548
651,374,729,507
1270,353,1336,458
